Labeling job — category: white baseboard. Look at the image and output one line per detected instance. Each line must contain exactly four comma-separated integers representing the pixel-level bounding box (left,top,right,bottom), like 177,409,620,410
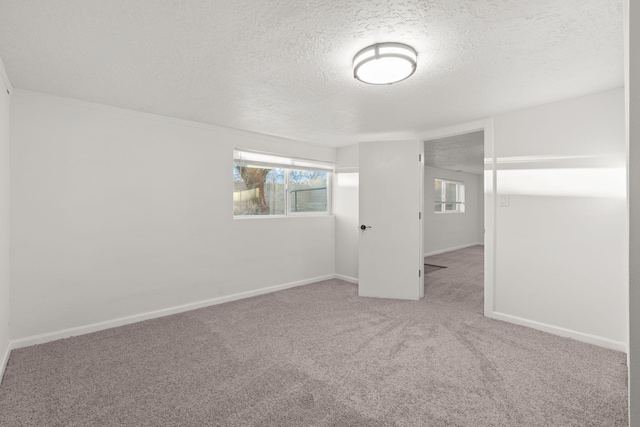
5,275,626,370
424,243,484,258
0,341,10,384
335,274,358,284
10,274,335,350
488,311,627,353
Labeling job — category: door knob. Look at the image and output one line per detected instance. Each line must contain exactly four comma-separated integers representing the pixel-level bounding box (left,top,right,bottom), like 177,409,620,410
360,225,372,230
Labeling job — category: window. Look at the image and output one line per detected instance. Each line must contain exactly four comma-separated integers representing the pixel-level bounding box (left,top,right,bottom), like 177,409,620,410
435,179,465,213
233,149,332,216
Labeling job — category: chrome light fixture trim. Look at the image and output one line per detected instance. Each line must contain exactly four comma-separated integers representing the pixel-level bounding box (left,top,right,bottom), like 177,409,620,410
353,42,418,85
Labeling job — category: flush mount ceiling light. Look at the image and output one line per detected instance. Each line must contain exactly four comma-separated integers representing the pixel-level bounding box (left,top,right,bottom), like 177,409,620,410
353,42,417,85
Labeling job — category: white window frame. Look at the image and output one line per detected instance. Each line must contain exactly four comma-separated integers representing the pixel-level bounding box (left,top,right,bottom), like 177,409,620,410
233,149,333,218
434,178,465,214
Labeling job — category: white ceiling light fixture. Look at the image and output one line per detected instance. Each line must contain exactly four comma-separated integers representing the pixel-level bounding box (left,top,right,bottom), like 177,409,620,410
353,42,418,85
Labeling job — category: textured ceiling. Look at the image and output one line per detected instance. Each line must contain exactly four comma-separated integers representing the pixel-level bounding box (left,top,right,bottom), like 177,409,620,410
0,0,624,147
424,131,484,175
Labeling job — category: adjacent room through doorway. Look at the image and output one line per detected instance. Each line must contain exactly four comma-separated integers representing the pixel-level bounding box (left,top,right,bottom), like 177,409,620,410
423,131,485,308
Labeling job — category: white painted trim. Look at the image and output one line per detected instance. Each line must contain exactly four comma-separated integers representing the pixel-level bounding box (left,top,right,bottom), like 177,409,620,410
10,89,327,150
0,56,12,94
0,343,9,383
9,275,334,350
0,56,10,385
335,166,359,173
335,274,359,284
484,120,497,317
418,142,425,299
489,311,628,353
423,243,484,258
420,118,496,317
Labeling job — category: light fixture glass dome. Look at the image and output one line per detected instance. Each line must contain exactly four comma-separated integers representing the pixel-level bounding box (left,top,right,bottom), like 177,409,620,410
353,42,417,85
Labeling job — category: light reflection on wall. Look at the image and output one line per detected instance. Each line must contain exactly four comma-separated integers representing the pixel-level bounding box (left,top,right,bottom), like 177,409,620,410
337,172,359,187
487,155,626,198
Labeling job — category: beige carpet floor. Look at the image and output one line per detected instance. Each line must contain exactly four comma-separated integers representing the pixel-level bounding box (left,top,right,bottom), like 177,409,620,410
0,245,628,426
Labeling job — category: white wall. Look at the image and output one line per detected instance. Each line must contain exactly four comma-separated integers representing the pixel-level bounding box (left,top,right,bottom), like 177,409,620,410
0,60,10,376
626,0,639,423
333,145,359,281
423,167,483,256
10,90,336,341
492,88,628,350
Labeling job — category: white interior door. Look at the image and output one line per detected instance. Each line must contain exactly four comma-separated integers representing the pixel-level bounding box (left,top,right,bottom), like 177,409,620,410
358,140,424,300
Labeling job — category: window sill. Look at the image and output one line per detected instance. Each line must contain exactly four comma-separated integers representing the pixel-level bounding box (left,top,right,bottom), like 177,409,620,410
434,211,465,215
234,212,332,220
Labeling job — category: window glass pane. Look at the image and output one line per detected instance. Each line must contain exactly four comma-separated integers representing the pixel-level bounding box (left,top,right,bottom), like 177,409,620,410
234,166,285,215
434,179,442,202
233,150,332,217
445,182,457,202
435,203,442,212
289,170,328,212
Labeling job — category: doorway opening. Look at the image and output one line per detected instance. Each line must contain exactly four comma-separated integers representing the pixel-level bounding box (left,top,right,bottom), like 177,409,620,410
422,127,491,313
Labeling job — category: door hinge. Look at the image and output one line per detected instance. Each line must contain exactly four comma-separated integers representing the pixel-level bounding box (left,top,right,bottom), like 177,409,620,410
419,154,422,162
419,269,421,277
419,212,421,220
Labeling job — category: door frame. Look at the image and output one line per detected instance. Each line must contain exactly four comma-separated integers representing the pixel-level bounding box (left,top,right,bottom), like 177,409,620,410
419,119,496,317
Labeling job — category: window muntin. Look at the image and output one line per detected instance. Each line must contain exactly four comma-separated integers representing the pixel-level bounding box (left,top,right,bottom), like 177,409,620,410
435,179,465,213
233,150,332,216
